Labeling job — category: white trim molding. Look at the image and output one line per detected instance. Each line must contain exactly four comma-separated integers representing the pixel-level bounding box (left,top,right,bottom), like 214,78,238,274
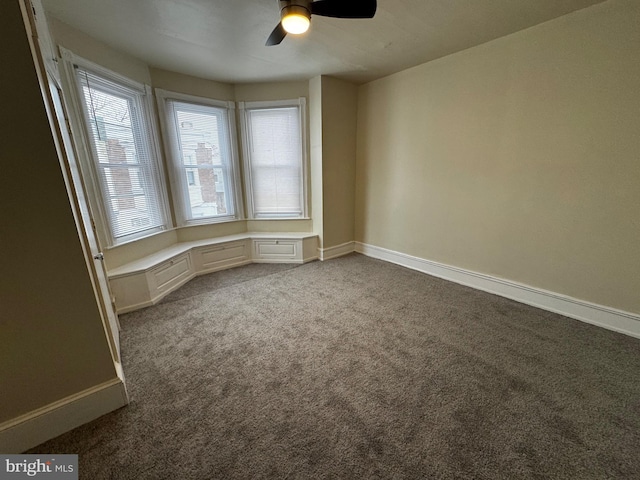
0,378,128,453
355,242,640,339
154,88,244,227
319,241,356,261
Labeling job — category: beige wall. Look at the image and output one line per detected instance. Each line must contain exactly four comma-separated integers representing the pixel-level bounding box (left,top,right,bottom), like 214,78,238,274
246,219,313,234
320,77,357,249
177,222,247,243
356,0,640,314
234,81,308,102
0,1,117,422
151,70,309,104
308,75,358,250
151,67,234,100
49,17,151,84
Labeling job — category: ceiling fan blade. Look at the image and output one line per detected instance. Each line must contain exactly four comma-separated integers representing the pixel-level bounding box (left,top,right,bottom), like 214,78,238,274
266,22,287,46
310,0,377,19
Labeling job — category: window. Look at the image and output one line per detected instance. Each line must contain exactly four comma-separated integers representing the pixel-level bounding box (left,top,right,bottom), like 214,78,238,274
60,49,169,246
240,99,308,219
156,90,242,225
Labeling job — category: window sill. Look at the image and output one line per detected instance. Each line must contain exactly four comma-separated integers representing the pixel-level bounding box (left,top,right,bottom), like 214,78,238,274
180,215,244,227
248,217,311,221
107,227,177,250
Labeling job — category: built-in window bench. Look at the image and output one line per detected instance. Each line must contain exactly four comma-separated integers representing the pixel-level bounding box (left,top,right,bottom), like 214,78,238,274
108,232,318,313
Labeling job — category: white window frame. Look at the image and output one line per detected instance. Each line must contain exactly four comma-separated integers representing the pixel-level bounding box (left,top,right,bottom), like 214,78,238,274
156,89,243,226
59,47,171,247
239,98,308,219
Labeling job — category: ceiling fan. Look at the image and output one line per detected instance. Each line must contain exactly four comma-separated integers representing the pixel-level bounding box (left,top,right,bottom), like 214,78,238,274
266,0,377,46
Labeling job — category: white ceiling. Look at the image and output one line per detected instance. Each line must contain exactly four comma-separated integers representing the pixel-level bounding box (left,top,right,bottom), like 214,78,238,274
41,0,608,85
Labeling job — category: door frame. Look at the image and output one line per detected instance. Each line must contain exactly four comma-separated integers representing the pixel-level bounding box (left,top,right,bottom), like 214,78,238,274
21,0,126,384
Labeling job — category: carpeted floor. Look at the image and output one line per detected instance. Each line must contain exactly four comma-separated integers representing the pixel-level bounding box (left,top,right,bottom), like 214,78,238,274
29,254,640,479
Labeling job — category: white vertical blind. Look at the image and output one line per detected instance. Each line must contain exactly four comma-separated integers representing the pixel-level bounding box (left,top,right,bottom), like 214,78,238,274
76,68,166,242
245,106,304,217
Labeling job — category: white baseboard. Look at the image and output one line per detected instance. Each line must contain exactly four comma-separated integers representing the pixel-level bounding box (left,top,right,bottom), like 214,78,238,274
0,378,128,453
319,241,356,261
116,299,155,314
303,254,320,263
355,242,640,339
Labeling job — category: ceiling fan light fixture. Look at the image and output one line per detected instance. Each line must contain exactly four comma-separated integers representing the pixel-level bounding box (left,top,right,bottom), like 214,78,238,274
267,0,376,46
281,5,310,34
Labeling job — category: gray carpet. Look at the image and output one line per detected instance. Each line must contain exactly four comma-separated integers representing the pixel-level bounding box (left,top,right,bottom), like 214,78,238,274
29,254,640,479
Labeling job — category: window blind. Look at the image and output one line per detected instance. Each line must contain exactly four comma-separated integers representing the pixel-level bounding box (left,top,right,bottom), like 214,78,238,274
245,106,303,217
77,68,166,242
